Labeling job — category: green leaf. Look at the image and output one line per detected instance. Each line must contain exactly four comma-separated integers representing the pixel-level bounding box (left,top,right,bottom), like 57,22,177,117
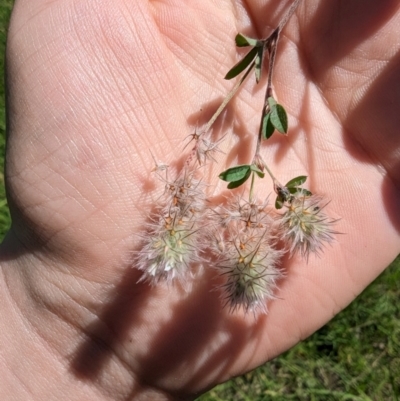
227,169,252,189
287,187,299,194
262,112,275,140
255,47,264,83
270,104,288,134
250,164,265,178
225,47,258,80
219,165,251,182
267,97,277,109
275,195,284,209
286,176,307,188
296,188,312,197
235,33,260,47
286,187,312,196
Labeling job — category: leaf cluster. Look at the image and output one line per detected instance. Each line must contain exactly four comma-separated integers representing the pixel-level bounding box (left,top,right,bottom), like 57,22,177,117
262,97,288,139
225,33,265,83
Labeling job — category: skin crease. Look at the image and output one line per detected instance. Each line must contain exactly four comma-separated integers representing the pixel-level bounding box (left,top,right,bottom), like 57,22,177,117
1,0,400,399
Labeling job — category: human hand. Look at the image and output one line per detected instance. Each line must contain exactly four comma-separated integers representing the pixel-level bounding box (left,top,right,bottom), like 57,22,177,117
1,0,400,400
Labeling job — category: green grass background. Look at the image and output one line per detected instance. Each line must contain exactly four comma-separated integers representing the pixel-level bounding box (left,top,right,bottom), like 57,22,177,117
0,2,399,400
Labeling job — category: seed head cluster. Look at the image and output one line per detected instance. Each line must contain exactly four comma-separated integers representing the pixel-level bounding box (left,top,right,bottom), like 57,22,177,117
136,155,338,313
136,159,337,314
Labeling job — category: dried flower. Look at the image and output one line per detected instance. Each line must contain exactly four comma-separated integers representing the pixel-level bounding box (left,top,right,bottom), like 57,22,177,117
134,168,206,284
218,233,283,314
278,194,337,259
209,196,283,314
213,195,270,228
195,136,225,166
135,211,202,284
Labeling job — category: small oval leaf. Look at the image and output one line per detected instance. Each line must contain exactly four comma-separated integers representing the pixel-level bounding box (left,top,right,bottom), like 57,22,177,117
286,175,307,188
225,47,258,80
262,112,275,139
270,104,288,134
227,169,252,189
219,165,251,182
235,33,260,47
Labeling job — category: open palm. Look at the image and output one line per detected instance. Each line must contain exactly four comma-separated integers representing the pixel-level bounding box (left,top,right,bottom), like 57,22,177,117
2,0,400,399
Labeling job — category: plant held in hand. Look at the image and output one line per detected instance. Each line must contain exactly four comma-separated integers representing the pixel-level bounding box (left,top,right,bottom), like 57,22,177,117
135,0,338,314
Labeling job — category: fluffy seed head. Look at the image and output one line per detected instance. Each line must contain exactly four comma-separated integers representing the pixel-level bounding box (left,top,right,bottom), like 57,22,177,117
209,196,283,314
278,194,337,259
135,167,205,284
141,217,200,283
218,236,283,314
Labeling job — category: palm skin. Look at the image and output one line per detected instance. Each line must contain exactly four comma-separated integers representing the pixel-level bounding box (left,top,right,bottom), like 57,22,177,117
1,0,400,400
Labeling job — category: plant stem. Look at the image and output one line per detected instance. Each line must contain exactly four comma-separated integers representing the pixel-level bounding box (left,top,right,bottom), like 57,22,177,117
258,157,279,186
259,156,291,200
249,172,255,202
278,0,302,31
265,29,279,100
203,0,302,139
201,61,255,135
264,0,302,102
254,0,302,171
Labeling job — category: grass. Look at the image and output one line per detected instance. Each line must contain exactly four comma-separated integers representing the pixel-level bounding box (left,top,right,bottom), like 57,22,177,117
0,2,399,400
0,0,12,239
198,258,400,400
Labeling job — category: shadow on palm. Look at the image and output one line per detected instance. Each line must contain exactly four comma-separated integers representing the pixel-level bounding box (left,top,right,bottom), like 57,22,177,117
67,0,400,397
4,0,400,399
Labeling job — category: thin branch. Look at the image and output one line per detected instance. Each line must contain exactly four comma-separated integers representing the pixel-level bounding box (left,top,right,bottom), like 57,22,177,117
278,0,302,31
201,61,255,135
202,0,302,140
253,0,302,176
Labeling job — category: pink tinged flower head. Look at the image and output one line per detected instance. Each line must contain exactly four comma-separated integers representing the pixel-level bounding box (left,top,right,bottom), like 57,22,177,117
219,238,283,314
141,217,201,284
279,194,337,259
135,168,206,284
215,195,271,229
210,196,283,314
